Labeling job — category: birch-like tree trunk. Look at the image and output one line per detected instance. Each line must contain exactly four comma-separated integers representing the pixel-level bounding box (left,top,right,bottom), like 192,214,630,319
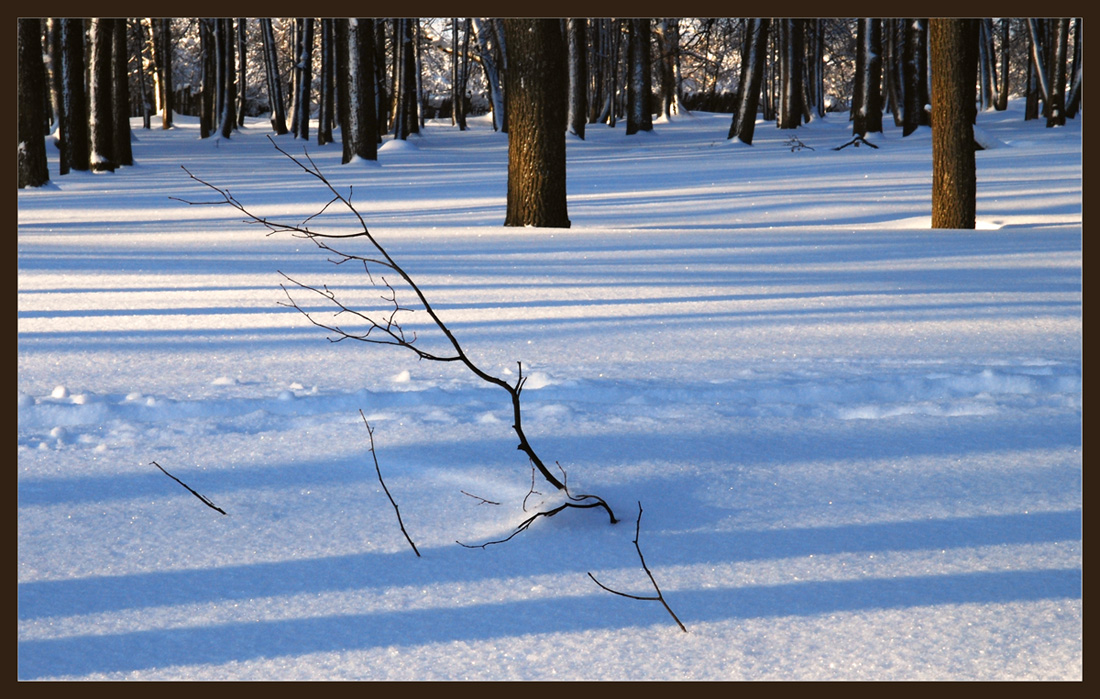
335,18,377,163
852,18,883,137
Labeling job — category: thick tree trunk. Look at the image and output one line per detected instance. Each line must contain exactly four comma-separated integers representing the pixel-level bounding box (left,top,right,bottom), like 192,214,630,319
502,19,569,229
88,18,116,172
151,18,173,129
729,18,769,144
655,18,683,119
777,19,805,129
1046,18,1069,127
199,19,215,138
451,18,470,130
60,18,89,173
931,19,978,230
318,18,335,145
335,19,377,163
293,18,313,140
18,18,50,187
216,19,237,140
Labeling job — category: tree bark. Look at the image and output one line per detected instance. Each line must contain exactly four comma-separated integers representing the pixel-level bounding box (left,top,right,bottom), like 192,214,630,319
852,18,883,137
931,19,978,230
566,18,587,138
729,18,769,143
335,19,377,163
292,18,313,140
902,18,928,136
88,18,117,172
502,19,570,229
626,18,653,135
260,18,288,134
18,18,50,187
111,18,133,166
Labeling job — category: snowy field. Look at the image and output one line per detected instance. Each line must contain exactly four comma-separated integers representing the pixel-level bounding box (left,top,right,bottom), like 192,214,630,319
17,103,1081,680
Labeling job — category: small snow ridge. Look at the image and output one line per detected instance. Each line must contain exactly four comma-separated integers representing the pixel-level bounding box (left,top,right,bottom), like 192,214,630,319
50,386,69,399
393,370,412,383
211,376,238,386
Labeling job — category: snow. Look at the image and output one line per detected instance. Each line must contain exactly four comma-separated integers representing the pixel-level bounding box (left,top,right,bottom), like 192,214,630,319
18,101,1081,681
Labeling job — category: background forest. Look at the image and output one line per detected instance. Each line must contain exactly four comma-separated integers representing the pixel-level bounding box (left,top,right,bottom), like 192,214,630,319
17,18,1084,188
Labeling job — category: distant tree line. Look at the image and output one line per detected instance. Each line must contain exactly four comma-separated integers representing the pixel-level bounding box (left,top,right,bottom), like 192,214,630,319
20,18,1082,193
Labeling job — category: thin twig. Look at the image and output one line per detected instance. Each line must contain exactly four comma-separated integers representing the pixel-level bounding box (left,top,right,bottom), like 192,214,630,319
461,491,502,505
588,502,687,632
150,461,227,515
360,410,420,557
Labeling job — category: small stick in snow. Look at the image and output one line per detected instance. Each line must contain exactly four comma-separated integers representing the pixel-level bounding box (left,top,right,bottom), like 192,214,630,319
150,461,227,515
588,502,687,633
461,490,501,505
361,410,420,557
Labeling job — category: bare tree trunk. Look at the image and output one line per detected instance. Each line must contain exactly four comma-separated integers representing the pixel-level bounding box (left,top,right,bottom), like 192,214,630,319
59,18,89,173
655,18,684,119
472,17,505,132
335,18,377,163
151,18,173,129
88,18,116,172
852,18,883,137
995,18,1010,111
566,18,587,138
451,18,470,130
293,18,313,140
111,18,132,166
236,19,247,127
18,18,50,187
502,19,569,228
626,18,653,135
902,18,928,136
728,18,769,144
260,18,288,134
931,19,978,230
199,19,215,138
318,18,334,145
1046,18,1069,127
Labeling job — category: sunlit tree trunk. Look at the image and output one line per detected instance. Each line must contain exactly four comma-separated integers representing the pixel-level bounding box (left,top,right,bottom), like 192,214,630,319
502,18,569,228
566,18,587,138
852,18,883,137
88,18,117,172
931,18,978,230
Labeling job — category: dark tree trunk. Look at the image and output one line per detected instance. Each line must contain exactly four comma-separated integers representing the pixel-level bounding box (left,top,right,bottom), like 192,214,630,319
216,19,237,139
502,19,569,229
59,18,89,173
18,18,50,187
852,18,883,136
199,19,215,138
655,18,683,119
451,18,470,130
472,17,505,132
111,18,132,166
236,19,247,127
777,19,806,129
260,18,288,134
292,18,313,140
334,19,377,163
1046,18,1069,127
626,18,653,135
391,18,419,140
996,18,1010,111
902,18,928,136
88,18,116,172
566,18,587,138
318,18,335,145
1065,19,1082,118
729,18,769,143
931,19,978,230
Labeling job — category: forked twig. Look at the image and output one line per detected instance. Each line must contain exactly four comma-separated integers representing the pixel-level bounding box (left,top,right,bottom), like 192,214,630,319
173,138,617,527
588,502,687,632
360,410,420,557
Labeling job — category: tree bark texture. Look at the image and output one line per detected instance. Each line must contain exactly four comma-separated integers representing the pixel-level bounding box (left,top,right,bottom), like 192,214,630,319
931,19,978,230
502,19,570,229
18,18,50,187
729,18,769,143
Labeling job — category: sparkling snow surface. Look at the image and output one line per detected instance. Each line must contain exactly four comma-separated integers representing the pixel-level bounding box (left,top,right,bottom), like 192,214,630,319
18,104,1080,680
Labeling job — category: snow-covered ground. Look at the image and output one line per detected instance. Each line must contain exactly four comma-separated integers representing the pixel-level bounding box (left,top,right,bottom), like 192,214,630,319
18,103,1081,680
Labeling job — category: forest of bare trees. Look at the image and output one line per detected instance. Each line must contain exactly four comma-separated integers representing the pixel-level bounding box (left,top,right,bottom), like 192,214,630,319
19,18,1082,190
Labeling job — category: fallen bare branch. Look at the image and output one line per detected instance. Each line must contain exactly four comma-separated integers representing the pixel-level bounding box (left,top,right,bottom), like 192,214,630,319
150,461,227,515
360,410,420,557
588,502,687,633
